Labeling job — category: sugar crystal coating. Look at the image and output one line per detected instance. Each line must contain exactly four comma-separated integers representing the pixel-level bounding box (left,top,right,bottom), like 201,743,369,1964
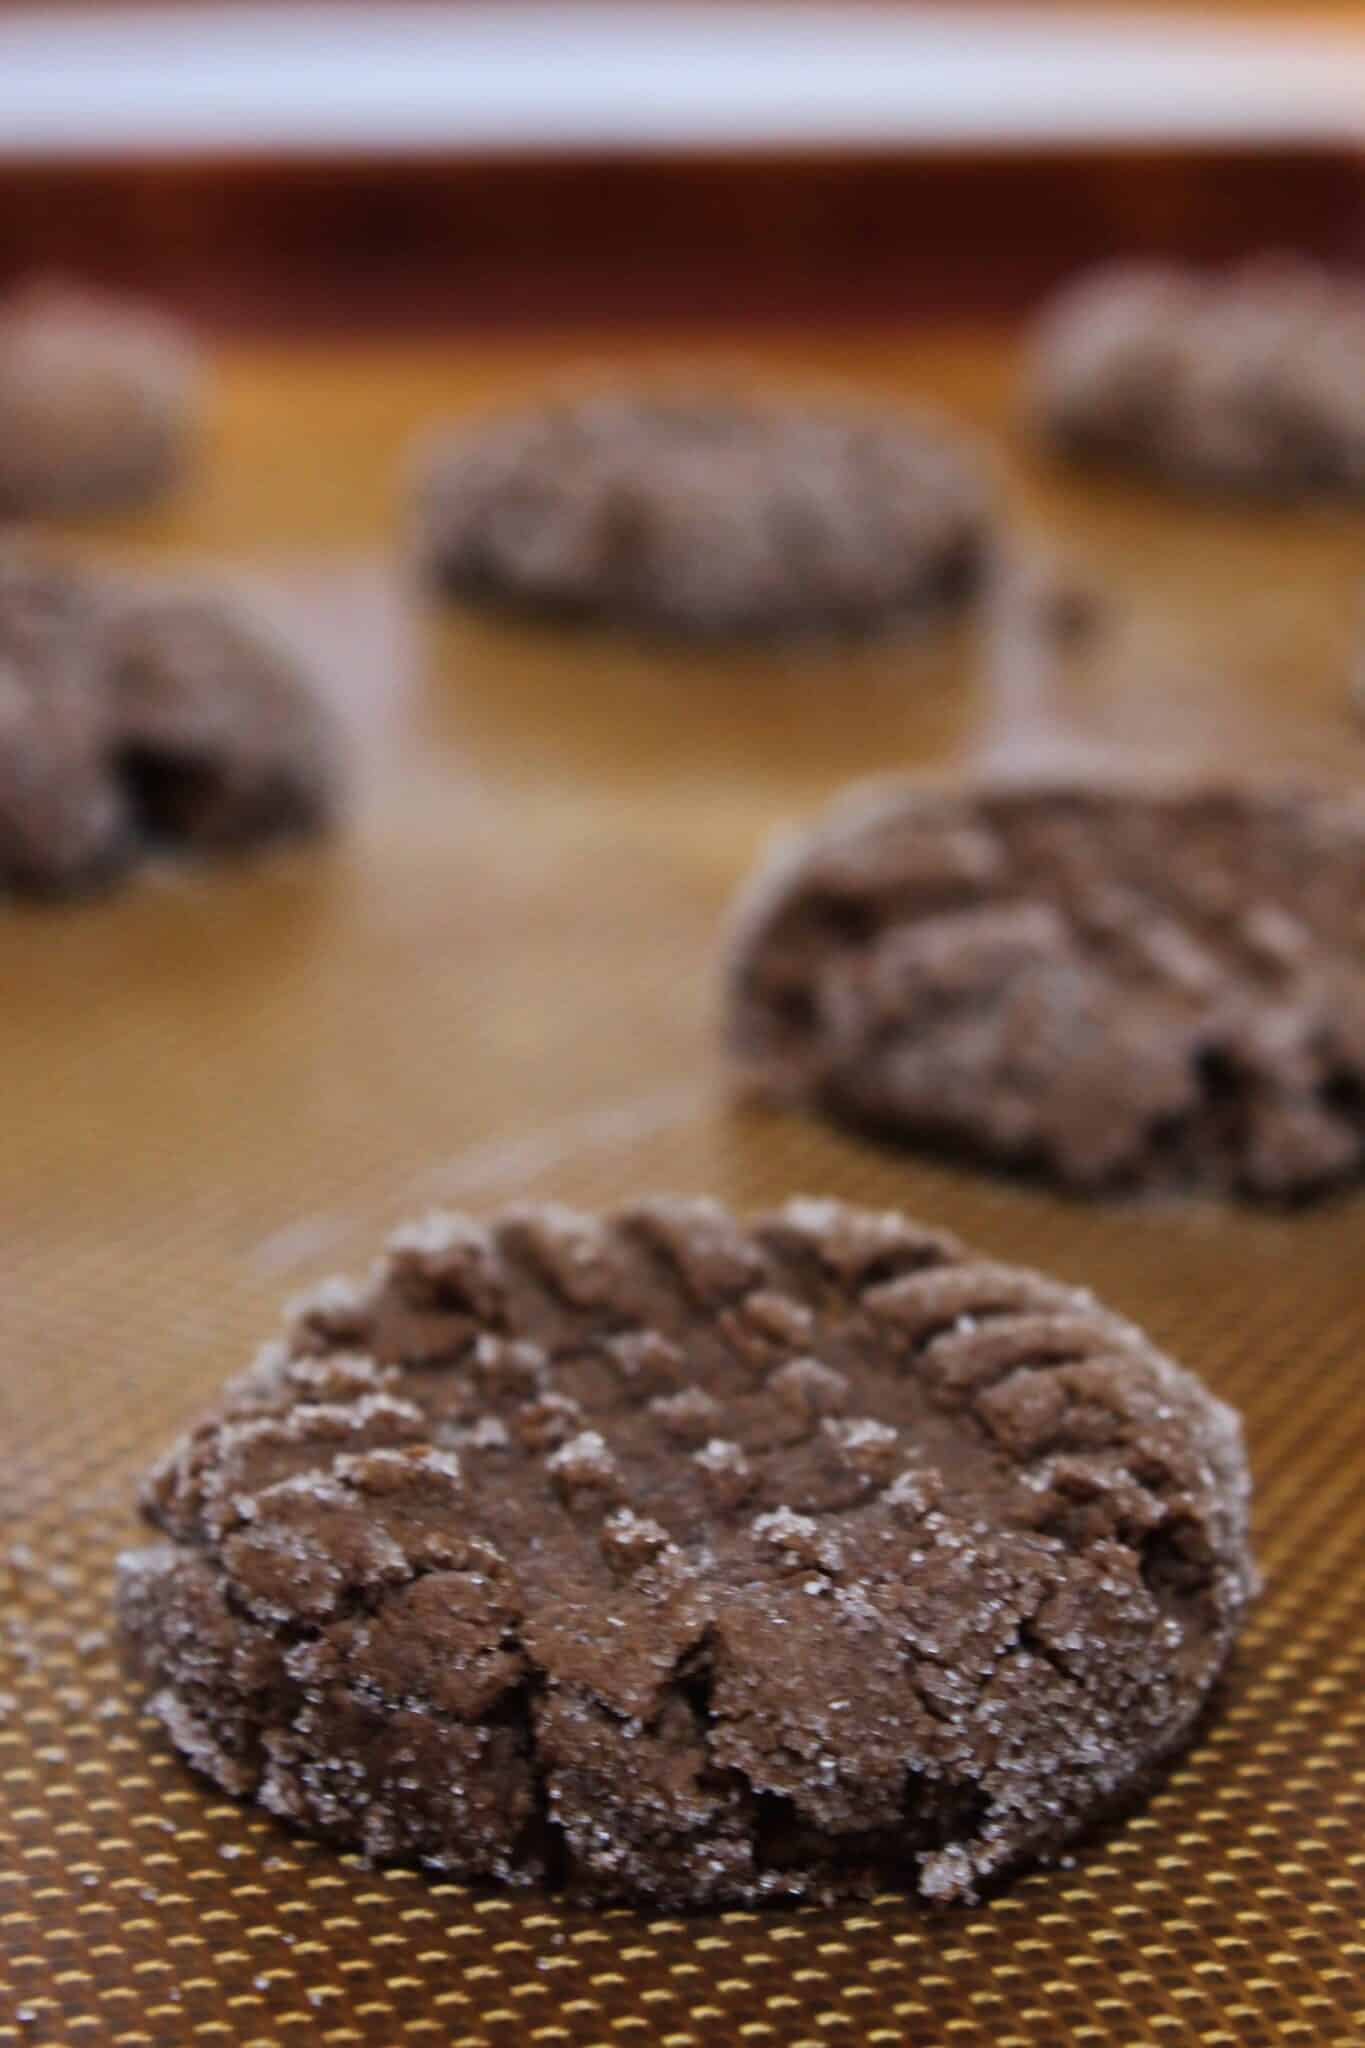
1031,256,1365,497
413,384,991,639
725,779,1365,1201
0,537,339,898
118,1195,1255,1907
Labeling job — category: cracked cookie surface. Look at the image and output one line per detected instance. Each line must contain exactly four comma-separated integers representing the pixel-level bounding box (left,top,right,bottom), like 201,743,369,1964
118,1196,1254,1907
1030,256,1365,497
726,780,1365,1202
413,385,989,639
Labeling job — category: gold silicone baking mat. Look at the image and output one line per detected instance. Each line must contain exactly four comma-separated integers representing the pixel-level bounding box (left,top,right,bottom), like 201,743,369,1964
2,333,1363,2048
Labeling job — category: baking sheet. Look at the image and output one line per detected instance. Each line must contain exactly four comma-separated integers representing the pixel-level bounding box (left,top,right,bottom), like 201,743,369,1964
3,330,1364,2048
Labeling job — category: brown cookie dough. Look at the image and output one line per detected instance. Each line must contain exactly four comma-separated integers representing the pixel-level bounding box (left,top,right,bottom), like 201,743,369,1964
117,1195,1254,1908
725,780,1365,1201
1030,256,1365,497
0,538,338,898
413,384,990,638
0,278,200,518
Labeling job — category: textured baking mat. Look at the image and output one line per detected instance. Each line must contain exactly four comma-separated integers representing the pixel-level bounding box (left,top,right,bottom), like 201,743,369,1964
3,332,1364,2047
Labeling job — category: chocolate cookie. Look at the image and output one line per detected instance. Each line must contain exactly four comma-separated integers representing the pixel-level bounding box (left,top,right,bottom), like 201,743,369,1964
0,539,339,898
103,586,340,854
413,384,989,638
0,538,130,893
1030,256,1365,497
725,781,1365,1201
0,278,200,518
117,1195,1254,1908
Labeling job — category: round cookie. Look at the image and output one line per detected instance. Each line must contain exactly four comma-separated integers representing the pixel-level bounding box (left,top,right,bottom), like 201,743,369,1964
412,384,990,639
725,779,1365,1201
1029,256,1365,497
118,1195,1254,1908
0,278,200,518
0,540,339,899
103,586,340,853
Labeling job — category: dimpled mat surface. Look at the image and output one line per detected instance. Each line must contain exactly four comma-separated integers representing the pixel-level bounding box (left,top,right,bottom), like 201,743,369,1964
2,332,1364,2048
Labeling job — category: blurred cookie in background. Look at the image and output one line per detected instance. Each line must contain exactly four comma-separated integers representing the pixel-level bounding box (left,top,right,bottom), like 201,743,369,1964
725,777,1365,1203
103,586,341,857
0,536,340,901
0,535,130,893
412,383,992,641
1029,256,1365,499
0,277,201,519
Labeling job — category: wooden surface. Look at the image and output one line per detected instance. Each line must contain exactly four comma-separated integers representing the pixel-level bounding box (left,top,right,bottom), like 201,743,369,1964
3,146,1362,332
2,329,1365,2048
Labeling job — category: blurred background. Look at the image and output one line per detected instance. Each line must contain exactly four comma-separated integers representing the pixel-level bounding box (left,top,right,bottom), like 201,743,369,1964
0,1,1361,335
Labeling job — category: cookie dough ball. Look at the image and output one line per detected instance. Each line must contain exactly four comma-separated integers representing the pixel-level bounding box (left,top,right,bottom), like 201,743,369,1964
1029,256,1365,497
103,588,341,853
117,1195,1253,1907
725,780,1365,1201
413,384,991,638
0,535,130,893
0,278,200,518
